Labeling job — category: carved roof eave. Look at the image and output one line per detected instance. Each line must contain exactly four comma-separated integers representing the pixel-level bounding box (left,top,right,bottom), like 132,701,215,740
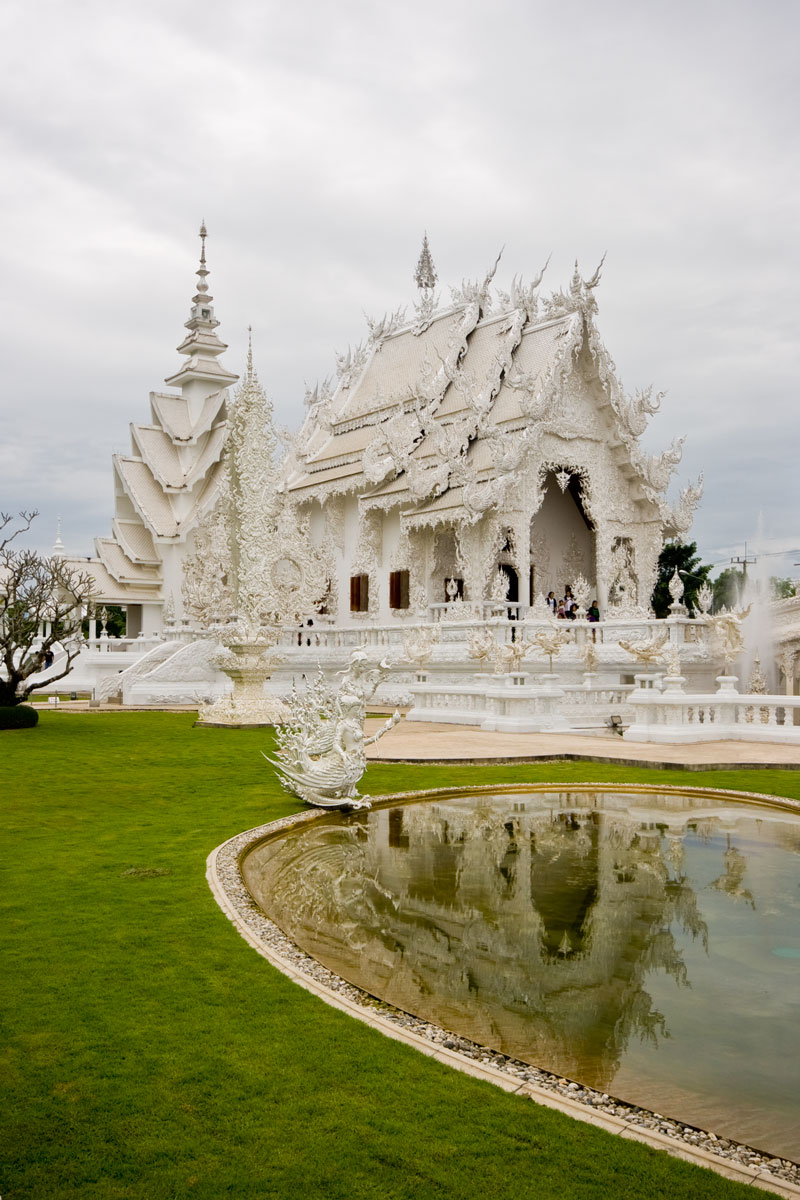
114,456,179,539
172,462,226,543
129,425,183,492
555,314,694,505
95,537,162,587
288,475,365,508
150,389,228,444
71,558,165,605
582,316,672,451
163,357,239,390
114,455,224,544
111,518,160,565
129,422,228,493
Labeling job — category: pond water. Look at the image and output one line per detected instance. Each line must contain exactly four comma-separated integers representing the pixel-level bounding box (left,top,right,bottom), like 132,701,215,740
242,788,800,1159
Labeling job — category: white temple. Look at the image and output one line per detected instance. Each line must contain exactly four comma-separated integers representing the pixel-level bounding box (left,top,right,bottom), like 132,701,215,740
60,229,799,737
285,242,702,625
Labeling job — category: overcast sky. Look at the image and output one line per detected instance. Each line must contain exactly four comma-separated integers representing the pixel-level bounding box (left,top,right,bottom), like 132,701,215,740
2,0,798,579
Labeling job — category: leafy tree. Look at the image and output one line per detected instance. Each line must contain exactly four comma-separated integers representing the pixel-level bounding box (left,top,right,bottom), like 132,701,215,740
712,567,744,612
651,541,713,618
771,576,797,600
0,511,94,707
82,604,126,639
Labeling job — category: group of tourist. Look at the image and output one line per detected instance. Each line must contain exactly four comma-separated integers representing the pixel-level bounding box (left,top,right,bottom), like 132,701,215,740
546,588,600,622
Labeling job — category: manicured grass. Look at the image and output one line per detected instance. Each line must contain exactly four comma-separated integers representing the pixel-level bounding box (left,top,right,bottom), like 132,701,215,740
2,712,795,1200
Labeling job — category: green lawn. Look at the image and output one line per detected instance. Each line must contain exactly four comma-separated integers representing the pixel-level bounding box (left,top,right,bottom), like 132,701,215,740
2,712,797,1200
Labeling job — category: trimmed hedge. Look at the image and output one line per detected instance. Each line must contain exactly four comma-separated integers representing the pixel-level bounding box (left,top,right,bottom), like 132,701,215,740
0,704,39,729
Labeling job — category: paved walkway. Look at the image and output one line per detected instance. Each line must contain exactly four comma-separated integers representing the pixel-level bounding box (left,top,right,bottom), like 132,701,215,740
364,718,800,768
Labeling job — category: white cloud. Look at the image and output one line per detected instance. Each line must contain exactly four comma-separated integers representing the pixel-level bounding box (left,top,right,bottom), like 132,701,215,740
2,0,798,563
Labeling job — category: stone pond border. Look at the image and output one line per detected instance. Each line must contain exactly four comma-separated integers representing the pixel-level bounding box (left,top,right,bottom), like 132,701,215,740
206,782,800,1198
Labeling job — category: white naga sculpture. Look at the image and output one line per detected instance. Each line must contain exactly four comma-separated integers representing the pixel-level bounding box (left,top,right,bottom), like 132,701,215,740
269,651,400,809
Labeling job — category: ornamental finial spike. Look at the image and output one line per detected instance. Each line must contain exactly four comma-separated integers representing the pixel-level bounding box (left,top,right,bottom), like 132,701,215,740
414,232,438,291
246,325,254,380
192,223,213,308
52,517,65,559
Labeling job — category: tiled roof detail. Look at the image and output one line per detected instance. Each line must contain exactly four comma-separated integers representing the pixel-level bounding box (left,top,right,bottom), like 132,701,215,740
333,310,464,424
112,519,159,564
114,457,180,538
150,391,226,443
70,557,163,603
95,538,162,585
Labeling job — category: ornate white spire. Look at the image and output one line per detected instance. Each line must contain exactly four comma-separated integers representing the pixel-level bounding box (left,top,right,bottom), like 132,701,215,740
246,325,256,383
414,233,438,291
52,517,65,559
193,220,212,308
164,224,239,390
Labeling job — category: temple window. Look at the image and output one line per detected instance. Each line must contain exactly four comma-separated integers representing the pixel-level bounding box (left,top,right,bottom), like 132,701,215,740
350,574,369,613
389,569,410,610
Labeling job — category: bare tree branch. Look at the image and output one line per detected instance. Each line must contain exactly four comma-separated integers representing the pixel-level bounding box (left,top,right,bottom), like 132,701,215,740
0,512,94,705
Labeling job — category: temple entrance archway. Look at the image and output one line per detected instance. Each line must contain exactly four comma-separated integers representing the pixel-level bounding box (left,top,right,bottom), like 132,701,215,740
498,563,519,603
530,469,596,600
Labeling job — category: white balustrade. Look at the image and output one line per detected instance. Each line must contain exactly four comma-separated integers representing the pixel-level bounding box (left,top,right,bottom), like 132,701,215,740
625,689,800,743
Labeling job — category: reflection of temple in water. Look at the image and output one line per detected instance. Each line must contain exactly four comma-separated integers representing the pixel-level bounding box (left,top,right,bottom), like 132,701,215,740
244,792,730,1089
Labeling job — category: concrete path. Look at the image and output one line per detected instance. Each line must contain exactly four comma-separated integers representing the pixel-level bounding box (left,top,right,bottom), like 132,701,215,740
365,719,800,768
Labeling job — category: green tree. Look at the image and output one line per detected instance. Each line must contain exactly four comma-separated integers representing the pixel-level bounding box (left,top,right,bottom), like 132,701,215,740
651,541,713,618
82,604,126,639
771,576,797,600
711,567,744,612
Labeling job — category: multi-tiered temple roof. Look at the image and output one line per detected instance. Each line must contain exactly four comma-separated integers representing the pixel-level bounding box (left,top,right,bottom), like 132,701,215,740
83,227,237,614
287,251,701,540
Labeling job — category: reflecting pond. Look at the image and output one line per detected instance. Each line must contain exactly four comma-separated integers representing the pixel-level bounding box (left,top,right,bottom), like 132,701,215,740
243,788,800,1158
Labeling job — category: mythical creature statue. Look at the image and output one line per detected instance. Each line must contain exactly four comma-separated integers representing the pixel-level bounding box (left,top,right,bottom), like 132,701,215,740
401,625,439,670
467,626,499,670
528,624,572,673
699,607,750,670
619,628,670,668
494,638,535,674
581,640,598,675
268,651,400,810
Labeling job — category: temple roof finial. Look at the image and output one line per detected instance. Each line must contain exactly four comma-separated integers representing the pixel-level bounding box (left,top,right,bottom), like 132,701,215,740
414,232,438,291
165,226,239,390
194,221,211,305
246,325,256,382
52,517,65,559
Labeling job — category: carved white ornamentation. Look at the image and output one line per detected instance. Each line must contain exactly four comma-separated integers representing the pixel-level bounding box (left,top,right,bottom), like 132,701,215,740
269,651,400,809
184,359,329,723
